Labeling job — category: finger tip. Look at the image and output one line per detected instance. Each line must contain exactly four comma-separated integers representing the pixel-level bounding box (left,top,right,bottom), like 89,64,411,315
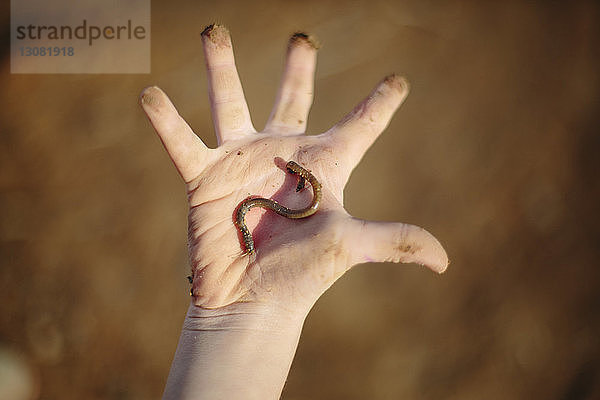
418,254,449,275
202,23,227,35
433,257,450,274
384,74,410,97
428,241,450,275
139,85,163,109
201,23,231,47
289,32,321,50
408,226,448,274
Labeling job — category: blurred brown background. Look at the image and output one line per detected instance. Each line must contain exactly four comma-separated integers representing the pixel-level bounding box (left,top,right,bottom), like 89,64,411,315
1,1,599,399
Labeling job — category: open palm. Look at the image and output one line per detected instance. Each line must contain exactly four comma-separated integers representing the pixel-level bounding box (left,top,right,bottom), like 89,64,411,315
140,25,448,312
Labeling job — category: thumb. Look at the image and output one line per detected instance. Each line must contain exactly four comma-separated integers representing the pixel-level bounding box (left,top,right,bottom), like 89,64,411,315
347,218,449,273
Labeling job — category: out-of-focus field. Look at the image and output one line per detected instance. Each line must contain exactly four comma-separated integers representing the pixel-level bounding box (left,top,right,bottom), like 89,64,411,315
1,1,599,399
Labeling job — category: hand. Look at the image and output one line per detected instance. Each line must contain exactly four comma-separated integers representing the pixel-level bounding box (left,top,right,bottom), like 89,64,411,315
140,25,448,314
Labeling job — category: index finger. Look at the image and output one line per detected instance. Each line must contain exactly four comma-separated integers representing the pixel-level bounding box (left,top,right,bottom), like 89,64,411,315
140,86,209,182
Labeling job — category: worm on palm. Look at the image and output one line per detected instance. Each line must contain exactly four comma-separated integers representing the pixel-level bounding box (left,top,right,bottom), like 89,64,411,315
234,160,322,256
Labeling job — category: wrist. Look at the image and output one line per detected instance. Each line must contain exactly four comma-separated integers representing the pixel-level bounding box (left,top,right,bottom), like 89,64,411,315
163,301,308,400
184,300,307,333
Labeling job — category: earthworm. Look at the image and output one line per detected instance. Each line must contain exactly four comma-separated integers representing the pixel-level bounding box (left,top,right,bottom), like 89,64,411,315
234,160,322,256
